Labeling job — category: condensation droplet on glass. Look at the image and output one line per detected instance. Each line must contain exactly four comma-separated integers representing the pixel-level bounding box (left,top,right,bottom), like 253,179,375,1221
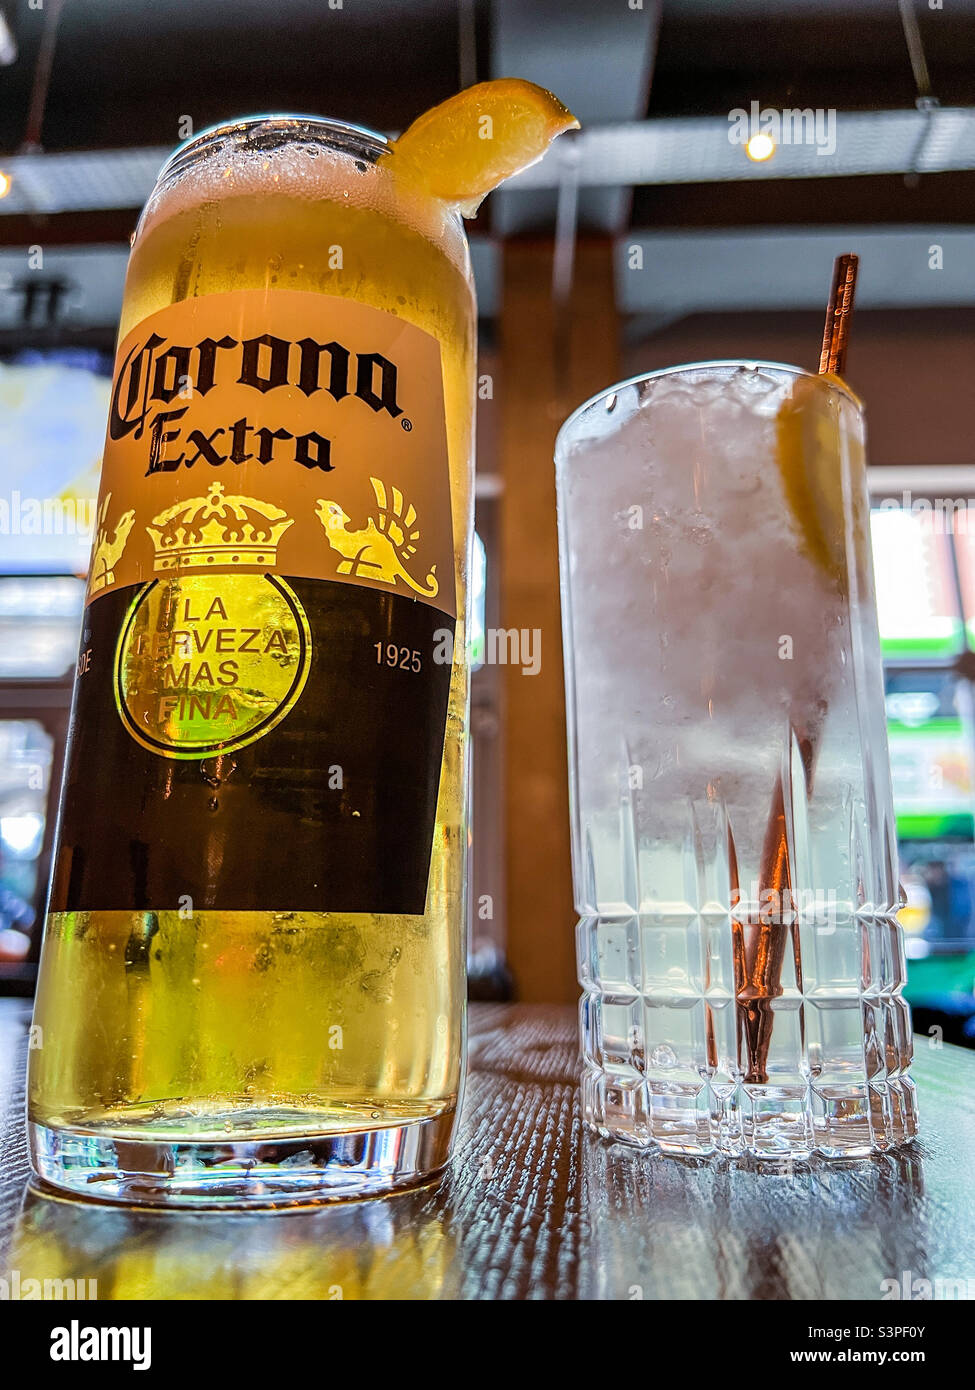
650,1044,677,1068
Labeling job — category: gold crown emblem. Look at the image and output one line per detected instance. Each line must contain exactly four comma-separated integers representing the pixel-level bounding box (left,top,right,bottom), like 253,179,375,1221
146,482,294,572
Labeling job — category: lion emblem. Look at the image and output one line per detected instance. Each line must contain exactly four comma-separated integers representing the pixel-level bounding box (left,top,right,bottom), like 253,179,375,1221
316,477,438,599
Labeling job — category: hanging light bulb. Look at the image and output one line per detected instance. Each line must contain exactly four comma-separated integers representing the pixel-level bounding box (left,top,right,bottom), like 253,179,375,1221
745,131,776,163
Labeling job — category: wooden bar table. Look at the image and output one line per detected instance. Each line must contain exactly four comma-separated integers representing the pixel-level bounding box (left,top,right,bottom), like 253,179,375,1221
1,999,973,1300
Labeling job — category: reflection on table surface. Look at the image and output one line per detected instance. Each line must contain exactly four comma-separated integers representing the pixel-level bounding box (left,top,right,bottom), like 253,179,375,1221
10,1183,456,1301
7,1139,932,1303
3,1004,975,1300
582,1136,930,1301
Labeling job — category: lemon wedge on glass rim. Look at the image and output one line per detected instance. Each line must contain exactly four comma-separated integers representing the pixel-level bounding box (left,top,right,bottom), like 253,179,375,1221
775,371,864,590
385,79,579,216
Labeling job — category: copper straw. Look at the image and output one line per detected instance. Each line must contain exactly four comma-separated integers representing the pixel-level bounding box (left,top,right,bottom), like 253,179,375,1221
737,254,860,1086
818,253,859,377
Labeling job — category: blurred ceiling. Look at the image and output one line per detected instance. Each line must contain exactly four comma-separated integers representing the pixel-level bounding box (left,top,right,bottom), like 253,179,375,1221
0,0,973,334
1,0,973,152
0,0,470,150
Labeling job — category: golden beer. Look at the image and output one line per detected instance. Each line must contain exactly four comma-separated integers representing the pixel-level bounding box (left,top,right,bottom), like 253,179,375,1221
28,116,475,1204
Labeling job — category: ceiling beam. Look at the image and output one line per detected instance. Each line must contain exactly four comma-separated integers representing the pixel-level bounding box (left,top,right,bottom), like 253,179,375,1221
618,226,975,315
2,107,974,224
489,0,660,234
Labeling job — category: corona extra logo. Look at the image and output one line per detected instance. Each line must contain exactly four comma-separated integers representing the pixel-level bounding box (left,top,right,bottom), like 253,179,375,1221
146,481,293,572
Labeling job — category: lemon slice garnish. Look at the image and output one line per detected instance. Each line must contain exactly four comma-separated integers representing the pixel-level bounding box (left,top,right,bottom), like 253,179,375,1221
775,372,857,586
386,79,579,216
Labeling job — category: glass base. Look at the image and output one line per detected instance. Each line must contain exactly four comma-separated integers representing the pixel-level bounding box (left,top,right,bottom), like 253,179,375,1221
582,1068,919,1161
28,1112,456,1208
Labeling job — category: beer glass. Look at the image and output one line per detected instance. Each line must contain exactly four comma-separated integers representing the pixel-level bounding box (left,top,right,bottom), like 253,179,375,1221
29,117,475,1204
556,363,918,1159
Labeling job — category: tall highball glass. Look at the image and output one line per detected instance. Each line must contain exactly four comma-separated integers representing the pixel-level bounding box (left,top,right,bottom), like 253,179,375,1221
556,362,917,1159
